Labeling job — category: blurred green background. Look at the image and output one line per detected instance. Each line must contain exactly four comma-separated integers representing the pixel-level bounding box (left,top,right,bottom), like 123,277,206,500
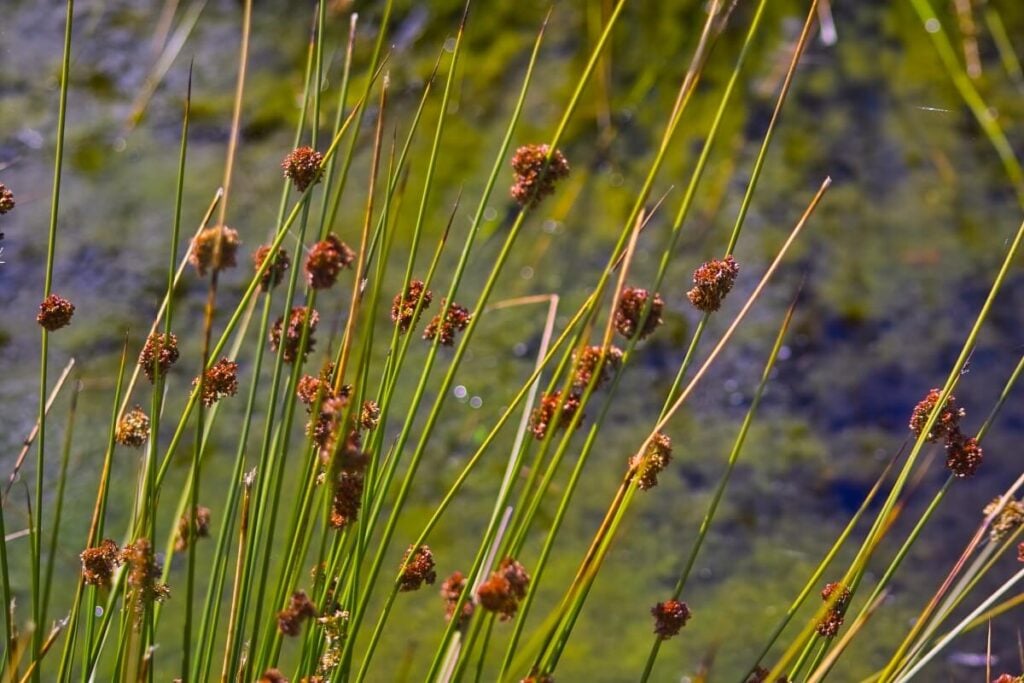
1,0,1024,679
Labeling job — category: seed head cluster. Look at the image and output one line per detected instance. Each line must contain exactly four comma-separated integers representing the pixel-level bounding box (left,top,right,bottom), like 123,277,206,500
630,431,672,490
174,505,211,552
440,571,474,627
80,539,121,588
253,244,291,291
0,182,14,214
510,144,570,208
984,498,1024,543
572,345,623,390
399,545,437,592
121,538,171,613
189,225,240,277
476,557,530,621
614,287,664,341
115,406,151,448
138,332,179,382
278,590,317,636
37,294,75,331
815,581,851,638
282,146,325,192
360,399,380,430
391,279,432,333
423,300,471,346
305,234,354,290
271,306,320,364
687,255,739,313
650,599,691,639
529,390,582,441
193,358,239,407
908,389,983,478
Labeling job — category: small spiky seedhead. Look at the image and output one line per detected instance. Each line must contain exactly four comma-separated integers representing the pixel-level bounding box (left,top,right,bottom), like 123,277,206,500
259,669,289,683
391,279,432,333
985,498,1024,543
270,306,320,364
529,390,582,441
174,505,212,552
629,431,672,490
305,234,355,290
440,571,474,627
138,332,179,383
687,255,739,313
572,345,623,390
0,182,15,214
614,287,664,341
278,590,317,636
330,470,364,530
423,300,471,346
908,389,964,443
476,557,530,621
115,406,151,448
80,539,121,588
121,539,170,613
189,225,240,277
360,400,380,430
37,294,75,331
253,244,291,291
510,144,570,208
193,358,239,407
945,434,983,478
399,545,437,592
282,146,325,192
650,599,691,639
815,582,851,638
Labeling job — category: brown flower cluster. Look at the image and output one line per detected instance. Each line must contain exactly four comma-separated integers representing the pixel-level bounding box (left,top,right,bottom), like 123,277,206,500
629,431,672,491
278,590,317,636
189,225,240,277
297,363,337,407
282,146,325,192
308,394,350,454
138,332,179,382
121,538,170,611
399,545,437,592
271,306,320,364
0,182,14,214
908,389,983,477
984,498,1024,543
815,581,851,638
510,144,570,208
174,505,211,552
391,279,432,333
650,599,691,639
1019,542,1024,563
614,287,663,341
529,390,582,441
440,571,474,628
193,358,239,407
37,294,75,331
329,469,365,530
115,406,151,448
305,234,354,290
260,669,289,683
687,255,739,313
993,675,1024,683
476,557,530,621
253,244,291,291
80,539,121,588
572,345,623,390
423,301,471,346
360,399,380,430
